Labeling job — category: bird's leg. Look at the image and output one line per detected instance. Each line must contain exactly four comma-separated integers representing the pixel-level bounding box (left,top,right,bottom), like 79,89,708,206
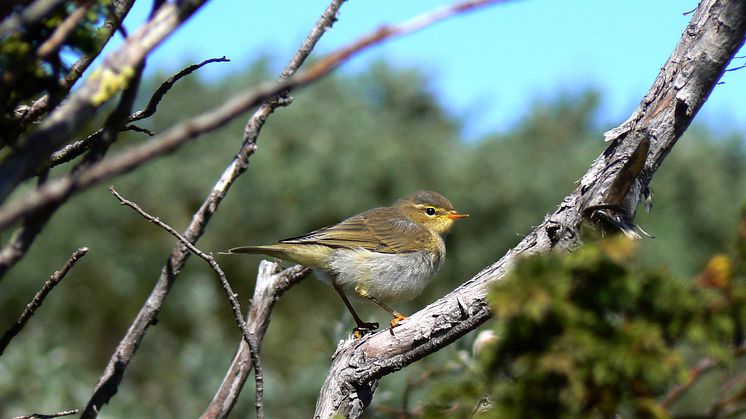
332,281,378,338
354,287,407,332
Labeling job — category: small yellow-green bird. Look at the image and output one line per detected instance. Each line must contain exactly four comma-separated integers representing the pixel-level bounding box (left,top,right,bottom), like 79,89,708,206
223,190,468,336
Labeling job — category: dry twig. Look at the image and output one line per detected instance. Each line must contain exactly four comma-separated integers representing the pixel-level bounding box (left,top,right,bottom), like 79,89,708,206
129,56,230,122
0,247,88,356
201,262,310,418
661,344,746,409
12,409,79,419
108,187,265,419
48,56,230,168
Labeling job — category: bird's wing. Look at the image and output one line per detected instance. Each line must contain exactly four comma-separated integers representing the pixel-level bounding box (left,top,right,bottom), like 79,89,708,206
279,208,432,254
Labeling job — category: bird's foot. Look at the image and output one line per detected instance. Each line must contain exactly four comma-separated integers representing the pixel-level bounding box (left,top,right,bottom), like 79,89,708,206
352,321,379,339
388,313,407,335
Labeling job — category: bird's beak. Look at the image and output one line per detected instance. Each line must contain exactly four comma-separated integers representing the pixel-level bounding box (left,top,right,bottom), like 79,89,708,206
447,211,469,220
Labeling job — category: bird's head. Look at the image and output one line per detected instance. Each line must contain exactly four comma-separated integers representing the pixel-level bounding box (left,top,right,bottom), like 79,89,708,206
394,190,469,236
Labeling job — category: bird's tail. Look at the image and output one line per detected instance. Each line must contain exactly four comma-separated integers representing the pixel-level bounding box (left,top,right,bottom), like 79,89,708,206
220,245,287,259
220,243,331,269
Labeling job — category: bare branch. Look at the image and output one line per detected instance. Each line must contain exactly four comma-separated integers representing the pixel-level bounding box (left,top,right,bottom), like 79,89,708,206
661,344,746,409
202,262,310,419
48,132,103,168
0,0,67,35
107,187,265,418
12,409,79,419
36,2,92,59
128,56,230,122
0,247,88,356
47,56,229,168
313,0,746,416
119,125,154,136
0,0,504,232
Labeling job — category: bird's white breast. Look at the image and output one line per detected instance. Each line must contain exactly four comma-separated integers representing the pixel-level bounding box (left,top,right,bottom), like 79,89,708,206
318,235,446,303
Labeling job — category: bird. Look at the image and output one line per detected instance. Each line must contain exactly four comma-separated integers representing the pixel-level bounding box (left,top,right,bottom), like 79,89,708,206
222,190,468,337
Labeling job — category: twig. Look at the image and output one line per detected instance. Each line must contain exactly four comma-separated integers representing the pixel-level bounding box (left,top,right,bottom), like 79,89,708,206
37,2,92,59
108,187,265,418
120,125,154,136
313,0,746,416
661,344,746,408
12,409,79,419
725,63,746,72
128,56,230,122
662,357,719,408
201,262,310,418
0,0,503,231
79,0,345,415
0,247,88,356
0,0,67,36
47,132,103,167
47,56,229,168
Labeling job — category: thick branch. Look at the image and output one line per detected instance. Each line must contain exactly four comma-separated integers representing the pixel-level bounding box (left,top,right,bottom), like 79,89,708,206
313,0,746,416
14,0,136,126
0,63,143,281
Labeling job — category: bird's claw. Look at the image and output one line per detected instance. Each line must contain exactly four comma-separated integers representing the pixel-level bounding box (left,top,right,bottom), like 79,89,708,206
352,321,379,339
388,313,407,335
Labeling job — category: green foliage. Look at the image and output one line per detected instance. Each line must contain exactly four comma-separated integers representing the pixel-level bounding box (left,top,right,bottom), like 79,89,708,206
421,237,746,419
0,1,111,142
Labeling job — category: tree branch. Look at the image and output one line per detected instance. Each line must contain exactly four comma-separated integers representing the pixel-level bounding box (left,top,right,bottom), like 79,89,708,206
0,0,505,233
11,409,79,419
13,0,136,127
0,247,88,356
47,56,230,168
0,0,212,203
201,262,310,419
0,61,143,281
662,344,746,409
313,0,746,416
128,56,230,122
0,62,143,281
107,187,266,419
36,2,92,59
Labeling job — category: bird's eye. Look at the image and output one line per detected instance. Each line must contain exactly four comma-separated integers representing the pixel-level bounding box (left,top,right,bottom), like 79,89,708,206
425,207,436,216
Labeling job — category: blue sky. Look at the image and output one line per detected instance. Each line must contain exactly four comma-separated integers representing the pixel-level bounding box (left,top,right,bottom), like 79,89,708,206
112,0,745,139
